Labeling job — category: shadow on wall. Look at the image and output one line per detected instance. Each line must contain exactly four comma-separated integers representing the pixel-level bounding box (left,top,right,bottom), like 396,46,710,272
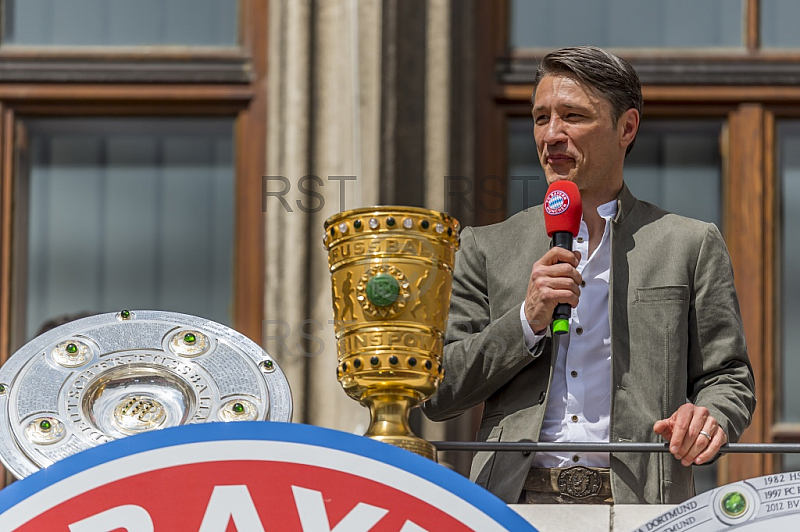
35,311,96,337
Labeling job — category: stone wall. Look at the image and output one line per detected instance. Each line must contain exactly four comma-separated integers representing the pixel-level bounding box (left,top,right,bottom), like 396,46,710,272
511,504,678,532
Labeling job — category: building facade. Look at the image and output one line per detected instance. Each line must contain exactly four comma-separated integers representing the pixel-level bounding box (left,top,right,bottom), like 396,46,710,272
0,0,796,490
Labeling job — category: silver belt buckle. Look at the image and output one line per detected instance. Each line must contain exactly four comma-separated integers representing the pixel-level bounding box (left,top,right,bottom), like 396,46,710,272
557,466,603,498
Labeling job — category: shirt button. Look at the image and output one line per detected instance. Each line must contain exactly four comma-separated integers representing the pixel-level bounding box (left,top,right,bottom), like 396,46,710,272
571,415,579,423
580,280,586,287
576,327,584,335
538,391,546,404
571,370,578,378
572,455,580,462
577,237,584,243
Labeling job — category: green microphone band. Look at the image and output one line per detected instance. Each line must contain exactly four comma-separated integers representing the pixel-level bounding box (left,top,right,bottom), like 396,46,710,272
552,319,569,335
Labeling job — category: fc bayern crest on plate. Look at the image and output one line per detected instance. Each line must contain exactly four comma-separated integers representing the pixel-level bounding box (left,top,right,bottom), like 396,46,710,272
0,310,292,478
544,189,570,216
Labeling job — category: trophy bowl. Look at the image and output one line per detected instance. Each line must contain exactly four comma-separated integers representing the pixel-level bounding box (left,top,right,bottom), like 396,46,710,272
0,310,292,478
324,207,459,460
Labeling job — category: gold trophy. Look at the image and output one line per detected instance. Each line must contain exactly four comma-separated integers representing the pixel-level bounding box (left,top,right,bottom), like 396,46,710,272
324,207,459,460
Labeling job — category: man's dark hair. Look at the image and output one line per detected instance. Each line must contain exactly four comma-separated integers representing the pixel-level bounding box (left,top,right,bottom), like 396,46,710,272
532,46,643,155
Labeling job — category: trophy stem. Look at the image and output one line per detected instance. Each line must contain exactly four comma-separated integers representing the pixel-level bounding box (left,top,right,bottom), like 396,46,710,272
362,389,437,461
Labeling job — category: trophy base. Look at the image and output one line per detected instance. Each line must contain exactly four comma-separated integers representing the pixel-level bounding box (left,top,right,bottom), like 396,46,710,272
359,389,438,461
369,435,437,461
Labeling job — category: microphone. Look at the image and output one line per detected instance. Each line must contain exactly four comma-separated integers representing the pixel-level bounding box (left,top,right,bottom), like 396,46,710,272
543,180,582,335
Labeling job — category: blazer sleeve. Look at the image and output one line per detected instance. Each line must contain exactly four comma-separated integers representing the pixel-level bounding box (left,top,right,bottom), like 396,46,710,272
422,226,543,421
688,223,756,443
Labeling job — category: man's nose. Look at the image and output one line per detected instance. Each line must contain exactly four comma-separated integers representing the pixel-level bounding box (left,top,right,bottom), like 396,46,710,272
542,118,567,145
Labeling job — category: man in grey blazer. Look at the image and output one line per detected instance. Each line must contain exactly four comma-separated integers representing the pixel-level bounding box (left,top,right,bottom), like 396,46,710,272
422,47,755,505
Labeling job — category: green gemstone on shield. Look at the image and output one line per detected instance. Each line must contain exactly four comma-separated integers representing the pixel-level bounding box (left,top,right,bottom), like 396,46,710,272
184,333,197,344
263,360,274,369
66,343,78,354
120,310,131,319
721,491,747,516
366,274,400,307
39,420,52,431
233,402,245,413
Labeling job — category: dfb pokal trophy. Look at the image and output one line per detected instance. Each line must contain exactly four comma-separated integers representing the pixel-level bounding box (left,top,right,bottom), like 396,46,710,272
324,207,459,460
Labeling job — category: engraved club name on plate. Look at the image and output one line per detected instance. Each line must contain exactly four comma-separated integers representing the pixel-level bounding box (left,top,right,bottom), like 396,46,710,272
0,310,292,478
636,471,800,531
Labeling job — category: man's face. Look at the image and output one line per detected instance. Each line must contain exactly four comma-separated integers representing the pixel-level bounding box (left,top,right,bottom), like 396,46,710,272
532,74,630,196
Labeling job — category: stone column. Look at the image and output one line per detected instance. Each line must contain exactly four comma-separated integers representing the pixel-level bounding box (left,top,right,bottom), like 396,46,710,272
266,0,382,431
266,0,477,471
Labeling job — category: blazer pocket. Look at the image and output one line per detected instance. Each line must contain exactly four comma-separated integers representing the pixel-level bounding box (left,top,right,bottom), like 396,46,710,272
635,285,689,303
630,285,690,419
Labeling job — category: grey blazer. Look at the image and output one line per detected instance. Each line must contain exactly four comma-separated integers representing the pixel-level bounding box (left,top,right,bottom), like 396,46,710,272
423,184,756,504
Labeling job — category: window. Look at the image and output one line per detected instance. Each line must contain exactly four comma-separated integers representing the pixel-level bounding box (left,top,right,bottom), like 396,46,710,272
0,0,266,375
3,0,238,47
778,121,800,472
761,0,800,49
23,118,235,340
510,0,743,50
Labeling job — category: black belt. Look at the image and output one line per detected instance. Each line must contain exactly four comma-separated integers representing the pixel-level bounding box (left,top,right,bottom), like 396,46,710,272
523,466,612,499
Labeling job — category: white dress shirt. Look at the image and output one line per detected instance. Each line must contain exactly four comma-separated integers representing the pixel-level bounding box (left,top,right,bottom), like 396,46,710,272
519,199,617,467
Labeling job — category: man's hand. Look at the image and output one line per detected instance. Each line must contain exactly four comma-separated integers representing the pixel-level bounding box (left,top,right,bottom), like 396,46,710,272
653,403,727,466
524,247,582,334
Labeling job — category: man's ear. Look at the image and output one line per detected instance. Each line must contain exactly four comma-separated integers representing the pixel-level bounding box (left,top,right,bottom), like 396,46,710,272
618,108,640,150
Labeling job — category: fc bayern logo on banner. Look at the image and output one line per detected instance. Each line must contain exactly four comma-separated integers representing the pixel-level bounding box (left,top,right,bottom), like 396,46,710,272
544,189,570,216
0,422,539,532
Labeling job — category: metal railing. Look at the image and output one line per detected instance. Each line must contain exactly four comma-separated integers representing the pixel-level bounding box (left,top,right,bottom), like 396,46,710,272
430,441,800,454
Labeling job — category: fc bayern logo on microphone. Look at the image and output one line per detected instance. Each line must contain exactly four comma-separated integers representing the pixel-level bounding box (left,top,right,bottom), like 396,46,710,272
545,190,569,215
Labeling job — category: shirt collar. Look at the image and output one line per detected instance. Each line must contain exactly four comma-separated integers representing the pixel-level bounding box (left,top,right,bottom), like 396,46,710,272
597,198,618,220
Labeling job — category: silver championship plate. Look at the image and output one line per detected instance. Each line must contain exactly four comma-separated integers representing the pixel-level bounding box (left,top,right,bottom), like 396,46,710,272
0,310,292,478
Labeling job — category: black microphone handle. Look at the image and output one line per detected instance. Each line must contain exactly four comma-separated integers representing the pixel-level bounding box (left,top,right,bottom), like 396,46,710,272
551,231,573,326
